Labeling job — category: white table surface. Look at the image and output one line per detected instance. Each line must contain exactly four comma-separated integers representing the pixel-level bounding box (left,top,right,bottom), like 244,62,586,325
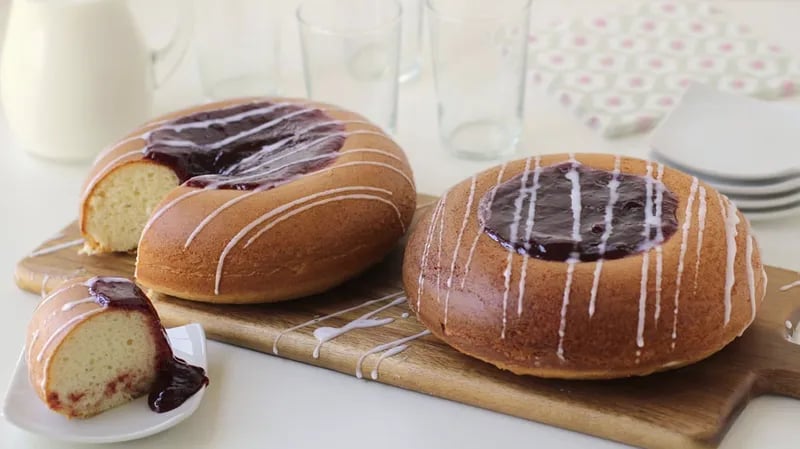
1,1,799,448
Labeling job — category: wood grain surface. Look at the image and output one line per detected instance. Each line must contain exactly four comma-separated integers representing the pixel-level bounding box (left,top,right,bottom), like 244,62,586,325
13,194,800,449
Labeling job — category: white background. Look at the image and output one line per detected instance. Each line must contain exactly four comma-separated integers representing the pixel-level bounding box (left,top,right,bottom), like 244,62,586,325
1,1,799,448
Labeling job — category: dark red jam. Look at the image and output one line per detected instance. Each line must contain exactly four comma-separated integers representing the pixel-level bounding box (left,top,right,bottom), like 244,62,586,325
479,162,679,262
88,277,209,413
143,101,346,190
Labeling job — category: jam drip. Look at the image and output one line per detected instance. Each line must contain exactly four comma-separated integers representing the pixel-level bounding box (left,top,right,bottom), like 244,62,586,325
144,102,346,190
479,162,679,262
88,278,209,413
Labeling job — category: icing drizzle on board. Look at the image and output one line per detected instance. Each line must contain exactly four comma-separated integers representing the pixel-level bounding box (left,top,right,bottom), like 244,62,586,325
416,157,762,363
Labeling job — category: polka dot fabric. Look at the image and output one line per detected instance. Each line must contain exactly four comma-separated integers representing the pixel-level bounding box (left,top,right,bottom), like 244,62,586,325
528,0,800,138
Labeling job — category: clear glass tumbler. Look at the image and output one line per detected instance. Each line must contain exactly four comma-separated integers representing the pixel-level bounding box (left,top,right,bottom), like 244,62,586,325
195,0,280,99
427,0,531,159
297,0,401,133
399,0,423,83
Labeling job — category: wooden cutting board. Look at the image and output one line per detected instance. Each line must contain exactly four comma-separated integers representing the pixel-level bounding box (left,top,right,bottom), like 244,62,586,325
13,194,800,449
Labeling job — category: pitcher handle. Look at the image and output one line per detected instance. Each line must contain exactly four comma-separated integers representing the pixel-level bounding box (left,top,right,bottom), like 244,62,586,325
151,0,193,88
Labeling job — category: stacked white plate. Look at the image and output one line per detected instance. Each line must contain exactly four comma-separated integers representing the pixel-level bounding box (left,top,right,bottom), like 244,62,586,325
649,84,800,221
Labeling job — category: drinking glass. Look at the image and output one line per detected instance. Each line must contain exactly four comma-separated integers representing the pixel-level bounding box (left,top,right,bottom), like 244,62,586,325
427,0,531,159
399,0,423,83
298,0,401,133
195,0,280,99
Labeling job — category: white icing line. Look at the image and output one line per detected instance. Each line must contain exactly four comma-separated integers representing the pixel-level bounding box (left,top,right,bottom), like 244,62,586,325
37,307,105,362
312,297,405,358
653,164,665,324
589,155,621,317
670,177,698,349
637,250,650,349
636,162,655,351
444,176,476,328
780,279,800,291
417,197,446,311
355,330,431,379
517,156,542,316
61,297,96,312
35,283,84,311
435,193,447,303
565,163,583,243
218,192,401,294
721,194,740,326
28,238,85,258
272,291,404,355
501,157,533,338
745,234,756,327
691,186,708,297
370,344,408,380
40,274,50,298
141,189,206,238
556,257,577,361
461,163,508,290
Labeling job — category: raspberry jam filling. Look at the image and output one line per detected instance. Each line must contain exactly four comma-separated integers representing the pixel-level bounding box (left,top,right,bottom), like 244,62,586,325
144,101,346,191
479,161,679,262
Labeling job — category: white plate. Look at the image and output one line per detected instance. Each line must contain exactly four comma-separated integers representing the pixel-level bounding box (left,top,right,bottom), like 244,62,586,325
741,205,800,222
649,84,800,180
652,150,800,196
728,190,800,210
1,323,208,444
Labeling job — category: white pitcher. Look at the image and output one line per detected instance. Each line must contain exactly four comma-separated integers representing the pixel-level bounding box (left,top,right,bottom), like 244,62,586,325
0,0,192,161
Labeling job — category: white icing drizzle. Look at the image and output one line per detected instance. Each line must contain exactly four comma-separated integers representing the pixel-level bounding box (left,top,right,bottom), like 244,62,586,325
516,156,542,316
691,186,708,297
780,279,800,291
720,194,740,326
35,283,83,311
417,196,446,310
213,187,399,295
557,257,578,361
401,312,409,319
556,159,583,361
37,307,105,362
745,234,756,326
500,157,533,338
653,165,665,323
435,192,447,302
312,297,405,358
589,155,621,317
461,163,508,289
355,330,431,379
271,291,404,355
40,274,50,298
443,176,476,327
370,344,408,380
27,329,40,368
637,250,650,350
61,297,95,312
28,238,85,258
670,177,698,349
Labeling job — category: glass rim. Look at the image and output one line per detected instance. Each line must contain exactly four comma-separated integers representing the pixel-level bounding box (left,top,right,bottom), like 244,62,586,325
425,0,532,23
297,0,403,37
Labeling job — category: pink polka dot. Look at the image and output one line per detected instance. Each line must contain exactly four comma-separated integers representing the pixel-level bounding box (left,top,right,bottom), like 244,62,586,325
662,3,676,12
670,40,685,51
649,58,663,68
770,44,782,53
751,60,765,70
731,79,745,89
551,55,564,64
621,39,634,49
701,58,715,68
691,23,704,32
642,21,656,31
629,77,644,87
720,43,733,52
560,93,571,106
578,75,592,84
593,18,607,28
600,56,614,67
658,96,674,107
574,36,587,46
606,96,621,107
782,81,795,96
528,35,538,43
587,117,600,128
636,116,654,131
679,78,692,88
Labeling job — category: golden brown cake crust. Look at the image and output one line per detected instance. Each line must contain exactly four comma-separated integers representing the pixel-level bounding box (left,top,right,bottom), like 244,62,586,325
402,153,766,379
80,98,416,303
